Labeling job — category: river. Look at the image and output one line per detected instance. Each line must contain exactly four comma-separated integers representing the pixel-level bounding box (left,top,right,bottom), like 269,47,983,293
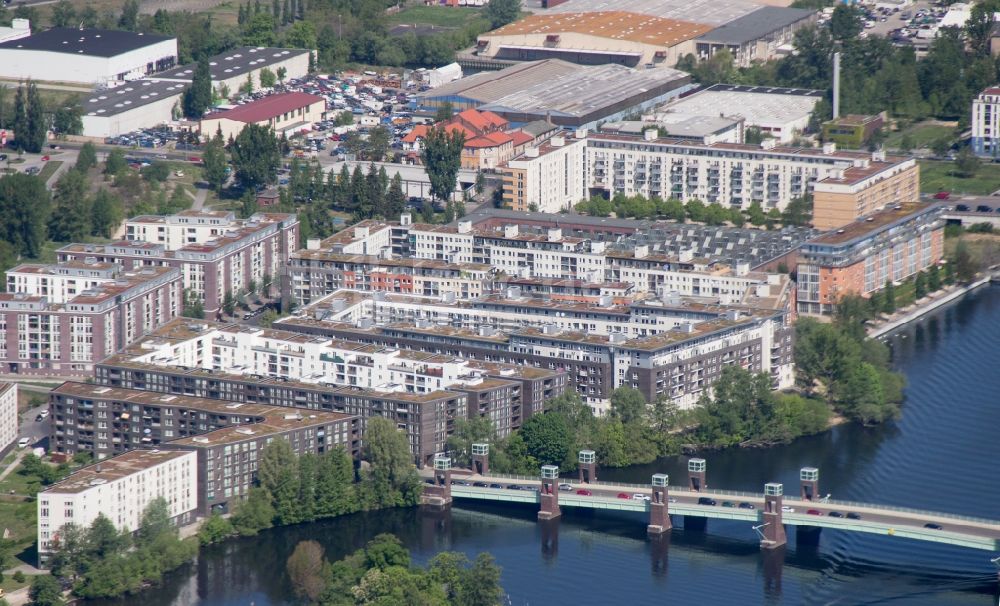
104,285,1000,606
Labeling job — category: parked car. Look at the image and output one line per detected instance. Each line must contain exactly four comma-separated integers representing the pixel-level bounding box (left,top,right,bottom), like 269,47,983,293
17,437,30,448
933,191,950,200
39,409,49,418
40,155,49,161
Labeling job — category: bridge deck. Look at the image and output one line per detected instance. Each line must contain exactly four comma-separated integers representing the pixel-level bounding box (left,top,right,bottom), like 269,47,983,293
429,472,1000,552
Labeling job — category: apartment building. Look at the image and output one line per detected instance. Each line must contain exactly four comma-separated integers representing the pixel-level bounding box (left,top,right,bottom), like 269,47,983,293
0,264,182,377
972,86,1000,157
59,211,299,315
501,133,586,213
585,131,918,220
92,319,565,462
0,384,17,455
276,284,794,413
797,203,944,315
37,449,197,562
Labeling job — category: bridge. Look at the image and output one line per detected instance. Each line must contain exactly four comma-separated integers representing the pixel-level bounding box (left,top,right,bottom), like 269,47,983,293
419,447,1000,559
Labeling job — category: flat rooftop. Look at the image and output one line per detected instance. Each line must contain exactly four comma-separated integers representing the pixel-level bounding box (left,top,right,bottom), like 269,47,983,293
487,11,711,46
152,46,308,84
602,116,740,138
655,83,823,126
540,0,766,26
808,203,942,247
0,28,172,57
696,6,816,45
83,79,186,118
42,449,193,495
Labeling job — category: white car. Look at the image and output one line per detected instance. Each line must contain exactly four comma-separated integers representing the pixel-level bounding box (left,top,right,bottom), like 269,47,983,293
17,437,30,448
632,493,651,501
558,483,573,491
38,410,49,419
781,506,795,513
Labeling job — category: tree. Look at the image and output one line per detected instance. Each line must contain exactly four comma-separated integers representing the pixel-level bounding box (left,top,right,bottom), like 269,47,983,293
484,0,519,28
118,0,139,30
259,438,301,524
197,512,234,545
0,173,51,258
747,201,766,226
181,288,204,319
52,104,82,136
231,123,280,190
954,147,981,178
90,189,124,238
829,5,862,41
314,446,357,517
931,138,951,159
953,240,976,281
50,0,76,27
609,387,646,425
242,12,276,46
76,142,97,173
837,362,894,425
434,101,454,123
385,172,406,219
287,540,327,602
685,198,706,222
202,134,228,191
781,195,812,226
183,59,213,119
519,412,573,469
745,127,765,145
914,271,927,300
362,417,422,508
230,486,275,536
222,291,237,316
104,148,127,178
259,67,277,89
882,279,896,313
365,125,391,162
28,574,64,606
461,553,504,606
421,125,465,204
926,263,941,291
13,81,46,153
276,66,287,84
49,169,92,242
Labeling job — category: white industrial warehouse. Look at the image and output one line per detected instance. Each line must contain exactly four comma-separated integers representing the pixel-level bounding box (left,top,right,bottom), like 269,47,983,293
0,27,177,86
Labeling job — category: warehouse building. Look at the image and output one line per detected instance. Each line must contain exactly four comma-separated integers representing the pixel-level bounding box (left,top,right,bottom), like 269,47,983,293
476,11,711,67
0,18,31,44
649,84,824,143
200,91,326,141
81,79,186,138
540,0,763,26
418,59,692,129
152,47,311,98
0,28,177,86
694,7,817,67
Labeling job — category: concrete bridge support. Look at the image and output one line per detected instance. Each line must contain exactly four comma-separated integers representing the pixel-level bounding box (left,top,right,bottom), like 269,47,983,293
540,518,559,561
649,532,671,578
800,467,819,501
471,443,489,475
683,516,707,531
647,473,672,534
762,544,786,599
578,449,597,483
538,465,561,520
760,482,787,549
421,456,452,507
688,458,706,491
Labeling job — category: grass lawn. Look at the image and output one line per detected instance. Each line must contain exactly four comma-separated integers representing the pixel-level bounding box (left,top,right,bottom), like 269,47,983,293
0,575,29,593
885,123,955,150
0,498,37,548
918,160,1000,195
0,463,44,497
36,160,63,182
388,4,485,28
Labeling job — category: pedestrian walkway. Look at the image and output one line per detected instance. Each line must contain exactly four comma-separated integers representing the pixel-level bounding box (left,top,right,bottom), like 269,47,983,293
0,450,27,483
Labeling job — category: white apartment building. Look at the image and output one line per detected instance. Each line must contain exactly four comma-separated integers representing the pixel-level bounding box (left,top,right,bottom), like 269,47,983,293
126,210,254,251
0,384,17,454
38,449,197,561
972,86,1000,157
585,131,915,211
7,261,130,304
502,135,586,213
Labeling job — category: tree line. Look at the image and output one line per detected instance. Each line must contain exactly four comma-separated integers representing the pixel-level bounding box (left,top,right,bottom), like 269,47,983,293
285,534,504,606
198,417,423,545
0,81,82,150
574,192,812,228
38,497,198,602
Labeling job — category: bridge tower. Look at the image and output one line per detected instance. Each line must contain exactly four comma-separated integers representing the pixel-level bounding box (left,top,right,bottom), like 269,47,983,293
471,443,489,475
578,449,597,483
538,465,561,520
688,458,707,491
647,473,673,534
800,467,819,501
420,455,452,507
760,482,787,549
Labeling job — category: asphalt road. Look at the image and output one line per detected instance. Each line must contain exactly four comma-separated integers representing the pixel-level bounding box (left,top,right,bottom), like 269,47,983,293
18,400,50,452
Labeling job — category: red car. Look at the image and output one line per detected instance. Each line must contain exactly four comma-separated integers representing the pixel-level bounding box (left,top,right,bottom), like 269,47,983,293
188,156,202,163
933,191,950,200
617,492,630,499
576,489,593,496
41,155,49,161
807,509,822,516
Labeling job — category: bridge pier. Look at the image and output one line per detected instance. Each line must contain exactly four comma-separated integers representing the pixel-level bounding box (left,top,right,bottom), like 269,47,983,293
420,503,452,546
760,482,787,549
649,531,671,578
578,449,597,483
420,455,452,507
800,467,819,501
762,544,786,599
647,473,672,534
540,518,559,561
688,458,706,491
538,465,561,521
471,443,489,475
683,516,707,531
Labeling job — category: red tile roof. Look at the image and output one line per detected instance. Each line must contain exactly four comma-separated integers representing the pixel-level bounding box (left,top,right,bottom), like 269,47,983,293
509,130,533,146
465,132,514,149
209,92,325,124
402,124,429,143
455,108,508,133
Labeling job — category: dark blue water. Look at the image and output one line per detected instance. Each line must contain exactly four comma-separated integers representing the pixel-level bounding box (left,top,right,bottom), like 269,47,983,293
108,286,1000,606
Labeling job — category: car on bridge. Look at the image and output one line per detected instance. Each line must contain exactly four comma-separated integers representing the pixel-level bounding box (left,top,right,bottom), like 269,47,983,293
807,509,822,515
576,489,593,496
632,493,650,501
451,479,471,486
956,204,970,212
473,481,488,487
722,501,735,507
977,205,993,213
923,522,943,530
846,512,861,520
828,511,844,518
781,506,795,513
558,483,573,491
738,502,755,510
488,483,503,489
697,497,717,506
617,492,630,499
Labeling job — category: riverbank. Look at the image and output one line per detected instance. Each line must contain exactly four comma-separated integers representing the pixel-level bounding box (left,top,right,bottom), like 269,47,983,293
867,275,991,338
